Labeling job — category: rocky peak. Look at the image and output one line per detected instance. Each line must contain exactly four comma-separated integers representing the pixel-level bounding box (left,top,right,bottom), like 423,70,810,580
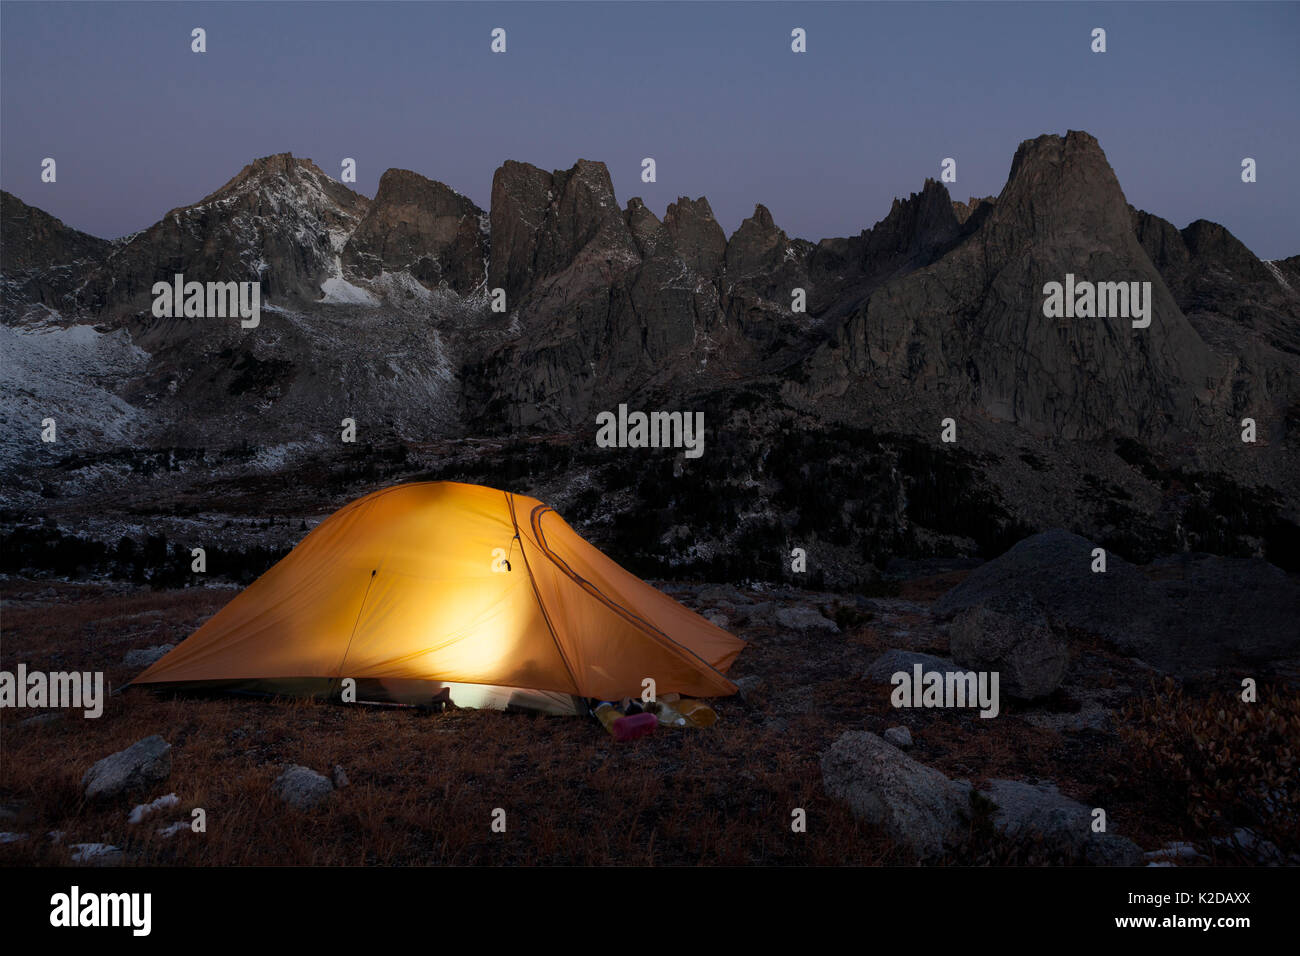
990,131,1134,249
862,179,961,263
1,190,111,275
342,167,486,294
802,129,1223,446
952,195,996,226
74,152,370,314
1,190,112,318
725,203,788,278
1272,255,1300,292
806,179,962,316
488,158,637,305
540,159,634,273
191,152,368,233
1180,219,1273,283
205,152,302,194
663,196,726,276
623,197,670,257
1135,207,1300,357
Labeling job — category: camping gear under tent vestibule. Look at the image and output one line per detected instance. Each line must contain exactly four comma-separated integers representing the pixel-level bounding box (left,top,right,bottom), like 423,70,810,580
132,482,745,714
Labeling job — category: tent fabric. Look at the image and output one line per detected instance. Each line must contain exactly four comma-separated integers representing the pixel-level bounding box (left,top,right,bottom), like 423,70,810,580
133,482,745,707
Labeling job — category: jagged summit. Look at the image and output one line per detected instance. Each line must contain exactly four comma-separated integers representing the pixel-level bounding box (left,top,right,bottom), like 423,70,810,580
204,152,316,194
67,150,370,313
183,152,366,222
993,130,1136,247
800,128,1243,446
663,196,726,275
725,203,789,278
952,195,995,225
342,167,486,294
3,131,1296,478
4,130,1297,600
1005,130,1107,182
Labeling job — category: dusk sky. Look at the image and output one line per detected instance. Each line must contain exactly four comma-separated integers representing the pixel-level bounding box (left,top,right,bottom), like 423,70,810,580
2,1,1297,258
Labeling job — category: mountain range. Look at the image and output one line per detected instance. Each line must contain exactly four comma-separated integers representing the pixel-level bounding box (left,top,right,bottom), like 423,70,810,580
3,130,1298,584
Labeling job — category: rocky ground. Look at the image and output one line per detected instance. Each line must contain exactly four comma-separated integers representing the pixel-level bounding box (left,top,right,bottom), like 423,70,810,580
2,553,1295,866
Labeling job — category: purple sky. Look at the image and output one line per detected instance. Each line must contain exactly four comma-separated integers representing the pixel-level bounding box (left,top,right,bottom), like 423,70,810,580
2,1,1297,258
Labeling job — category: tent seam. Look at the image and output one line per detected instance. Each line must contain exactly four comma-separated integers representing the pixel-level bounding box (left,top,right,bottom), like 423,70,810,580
527,505,739,690
507,491,584,697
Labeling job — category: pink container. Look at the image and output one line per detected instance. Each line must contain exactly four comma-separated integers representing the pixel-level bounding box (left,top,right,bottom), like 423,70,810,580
612,712,657,742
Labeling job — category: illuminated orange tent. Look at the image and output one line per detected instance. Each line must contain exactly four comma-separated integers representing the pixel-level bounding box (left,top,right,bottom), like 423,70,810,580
133,482,745,715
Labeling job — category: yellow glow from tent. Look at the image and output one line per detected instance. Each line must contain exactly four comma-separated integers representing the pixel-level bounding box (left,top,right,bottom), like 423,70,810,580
406,574,531,682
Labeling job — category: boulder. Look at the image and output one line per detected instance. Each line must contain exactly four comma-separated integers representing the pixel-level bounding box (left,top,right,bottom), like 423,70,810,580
698,584,750,605
935,530,1300,672
82,736,171,800
821,731,968,858
947,595,1068,698
981,778,1142,866
863,649,962,683
733,675,767,699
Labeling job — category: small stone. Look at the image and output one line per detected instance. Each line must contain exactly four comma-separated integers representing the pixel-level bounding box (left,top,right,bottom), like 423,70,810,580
272,765,334,810
734,675,767,697
776,605,839,632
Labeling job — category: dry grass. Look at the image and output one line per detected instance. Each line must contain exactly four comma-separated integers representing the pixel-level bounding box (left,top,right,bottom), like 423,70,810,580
0,581,900,866
1,688,902,866
0,577,1208,866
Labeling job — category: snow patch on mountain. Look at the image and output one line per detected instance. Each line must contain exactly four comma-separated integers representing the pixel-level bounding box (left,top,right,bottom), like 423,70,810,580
321,273,380,306
0,320,150,469
1263,260,1295,294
